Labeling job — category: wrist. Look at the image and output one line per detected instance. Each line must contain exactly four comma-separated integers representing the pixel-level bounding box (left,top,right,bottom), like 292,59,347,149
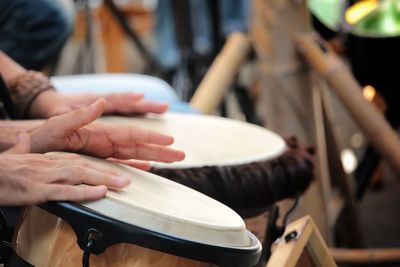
9,71,58,118
28,89,63,118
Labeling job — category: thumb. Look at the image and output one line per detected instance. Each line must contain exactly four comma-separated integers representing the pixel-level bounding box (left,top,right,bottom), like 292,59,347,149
5,132,31,154
48,98,106,133
49,105,74,116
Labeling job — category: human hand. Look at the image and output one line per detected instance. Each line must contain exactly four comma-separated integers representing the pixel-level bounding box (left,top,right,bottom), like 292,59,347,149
29,98,185,164
0,133,132,206
32,90,169,118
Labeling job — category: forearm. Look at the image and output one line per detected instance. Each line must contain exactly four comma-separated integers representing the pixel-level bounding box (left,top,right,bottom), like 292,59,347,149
0,51,59,118
0,51,26,88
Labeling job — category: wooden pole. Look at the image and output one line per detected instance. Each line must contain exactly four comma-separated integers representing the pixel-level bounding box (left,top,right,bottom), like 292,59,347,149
297,33,400,176
330,248,400,265
190,32,251,114
250,0,364,247
250,0,332,243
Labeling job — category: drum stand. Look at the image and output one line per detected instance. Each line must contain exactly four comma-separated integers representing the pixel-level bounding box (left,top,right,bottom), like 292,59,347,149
251,0,400,264
188,0,359,261
250,0,364,249
296,32,400,266
266,216,337,267
257,197,300,266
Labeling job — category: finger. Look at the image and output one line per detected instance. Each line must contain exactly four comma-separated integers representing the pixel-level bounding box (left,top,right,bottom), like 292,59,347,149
107,125,175,146
127,100,169,114
112,144,185,163
106,158,152,171
105,92,144,102
49,105,73,116
4,132,31,154
103,93,145,113
47,98,106,133
40,184,108,202
49,153,126,177
53,165,131,189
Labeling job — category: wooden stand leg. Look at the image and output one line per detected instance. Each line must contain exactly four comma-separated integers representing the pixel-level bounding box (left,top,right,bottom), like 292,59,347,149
266,216,337,267
296,33,400,177
250,0,363,248
330,247,400,265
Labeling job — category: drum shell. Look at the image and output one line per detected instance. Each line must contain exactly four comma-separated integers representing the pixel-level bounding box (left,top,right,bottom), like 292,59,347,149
14,206,213,267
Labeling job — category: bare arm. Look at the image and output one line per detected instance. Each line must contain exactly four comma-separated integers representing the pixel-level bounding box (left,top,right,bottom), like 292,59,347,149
0,51,25,88
0,51,61,118
0,51,169,119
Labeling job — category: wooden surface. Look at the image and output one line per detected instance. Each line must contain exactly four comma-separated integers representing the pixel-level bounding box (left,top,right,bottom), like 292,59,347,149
100,113,286,169
98,5,127,73
14,207,211,267
250,0,332,244
190,32,252,114
250,0,366,248
95,3,153,73
330,247,400,265
266,216,337,267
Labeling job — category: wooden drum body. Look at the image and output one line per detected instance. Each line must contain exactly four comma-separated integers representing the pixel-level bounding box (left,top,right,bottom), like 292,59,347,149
14,155,261,267
100,113,314,216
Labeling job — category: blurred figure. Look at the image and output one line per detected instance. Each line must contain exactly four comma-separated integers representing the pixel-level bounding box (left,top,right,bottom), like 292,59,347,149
0,0,75,70
154,0,250,70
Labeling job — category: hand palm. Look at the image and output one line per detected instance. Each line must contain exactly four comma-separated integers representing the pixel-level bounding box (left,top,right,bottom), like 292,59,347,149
29,99,185,163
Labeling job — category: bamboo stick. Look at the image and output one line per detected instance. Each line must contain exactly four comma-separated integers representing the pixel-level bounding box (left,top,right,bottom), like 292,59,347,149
297,33,400,176
190,32,251,114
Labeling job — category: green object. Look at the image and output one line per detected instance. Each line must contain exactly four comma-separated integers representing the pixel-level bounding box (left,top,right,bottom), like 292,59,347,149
353,0,400,37
308,0,344,31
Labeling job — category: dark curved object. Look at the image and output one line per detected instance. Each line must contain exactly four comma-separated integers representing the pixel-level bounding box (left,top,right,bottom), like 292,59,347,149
150,137,315,216
39,202,262,267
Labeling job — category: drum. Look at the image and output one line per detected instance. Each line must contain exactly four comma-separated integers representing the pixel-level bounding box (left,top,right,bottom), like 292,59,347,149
13,154,262,267
100,113,314,216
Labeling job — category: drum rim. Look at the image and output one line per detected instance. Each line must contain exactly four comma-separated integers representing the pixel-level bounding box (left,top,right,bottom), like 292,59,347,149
39,201,262,267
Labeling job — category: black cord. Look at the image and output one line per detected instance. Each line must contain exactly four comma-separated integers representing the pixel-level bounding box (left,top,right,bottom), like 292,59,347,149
82,238,95,267
283,195,300,227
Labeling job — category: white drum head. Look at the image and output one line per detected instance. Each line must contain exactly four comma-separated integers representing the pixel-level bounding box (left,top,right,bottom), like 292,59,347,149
100,113,286,168
72,155,251,248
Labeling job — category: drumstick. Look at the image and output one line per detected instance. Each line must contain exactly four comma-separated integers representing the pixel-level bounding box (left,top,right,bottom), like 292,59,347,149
189,32,251,114
296,33,400,176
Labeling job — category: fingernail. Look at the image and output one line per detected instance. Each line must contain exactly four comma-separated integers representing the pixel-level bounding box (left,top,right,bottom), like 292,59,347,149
90,99,100,108
114,175,131,187
95,186,107,195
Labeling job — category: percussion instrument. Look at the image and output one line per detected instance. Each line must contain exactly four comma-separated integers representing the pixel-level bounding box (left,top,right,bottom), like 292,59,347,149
13,154,262,267
100,113,314,216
